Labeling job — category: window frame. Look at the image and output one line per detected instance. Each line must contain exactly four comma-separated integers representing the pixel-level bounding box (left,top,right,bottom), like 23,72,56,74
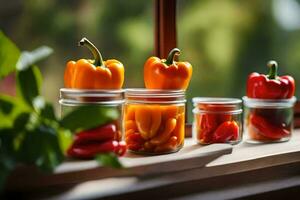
153,0,300,128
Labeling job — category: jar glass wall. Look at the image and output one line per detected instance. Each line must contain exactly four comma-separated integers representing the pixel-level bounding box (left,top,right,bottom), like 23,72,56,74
124,89,186,155
243,96,296,143
59,89,124,158
192,98,243,145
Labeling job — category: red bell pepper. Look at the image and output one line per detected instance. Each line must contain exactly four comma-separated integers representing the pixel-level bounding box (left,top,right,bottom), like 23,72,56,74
72,123,117,146
249,114,290,139
212,121,239,143
247,61,295,99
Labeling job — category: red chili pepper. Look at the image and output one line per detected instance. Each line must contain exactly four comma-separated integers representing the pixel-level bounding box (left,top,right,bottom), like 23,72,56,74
125,131,145,151
73,123,117,146
247,61,295,99
250,114,290,139
212,121,239,143
67,140,127,158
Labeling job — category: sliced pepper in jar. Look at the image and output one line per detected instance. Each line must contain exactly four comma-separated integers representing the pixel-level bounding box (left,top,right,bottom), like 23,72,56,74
249,114,290,140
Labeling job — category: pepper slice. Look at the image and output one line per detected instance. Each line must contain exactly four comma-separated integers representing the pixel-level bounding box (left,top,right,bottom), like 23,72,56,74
150,118,177,145
135,105,161,139
249,114,290,139
212,121,239,143
154,136,178,153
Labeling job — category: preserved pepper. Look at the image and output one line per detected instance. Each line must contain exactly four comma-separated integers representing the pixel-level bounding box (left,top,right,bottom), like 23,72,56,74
193,98,242,145
124,104,185,154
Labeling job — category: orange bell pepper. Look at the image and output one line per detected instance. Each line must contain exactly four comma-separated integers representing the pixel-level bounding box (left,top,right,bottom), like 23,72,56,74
64,37,124,89
144,48,192,90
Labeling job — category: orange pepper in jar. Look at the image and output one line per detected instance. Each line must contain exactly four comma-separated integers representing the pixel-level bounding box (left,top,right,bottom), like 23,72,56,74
124,104,185,154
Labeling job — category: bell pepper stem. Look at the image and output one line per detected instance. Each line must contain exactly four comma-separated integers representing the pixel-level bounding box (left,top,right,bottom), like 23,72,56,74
79,37,104,67
267,60,278,79
165,48,181,65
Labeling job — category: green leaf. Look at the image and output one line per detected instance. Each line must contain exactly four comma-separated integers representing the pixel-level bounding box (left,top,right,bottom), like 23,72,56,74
15,46,53,107
16,65,43,107
0,95,29,128
60,106,119,132
57,128,73,153
0,128,17,189
13,112,31,132
40,102,57,121
95,153,123,169
16,46,53,71
0,97,13,115
0,31,20,79
17,124,64,171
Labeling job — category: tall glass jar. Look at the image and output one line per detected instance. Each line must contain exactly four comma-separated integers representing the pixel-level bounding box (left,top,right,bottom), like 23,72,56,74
59,89,124,157
243,96,296,143
192,98,243,145
124,89,186,155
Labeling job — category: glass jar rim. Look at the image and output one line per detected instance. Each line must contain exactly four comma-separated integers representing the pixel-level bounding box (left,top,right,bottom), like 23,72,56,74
126,88,184,96
243,96,297,108
192,108,243,114
192,97,242,105
59,88,125,105
125,88,186,104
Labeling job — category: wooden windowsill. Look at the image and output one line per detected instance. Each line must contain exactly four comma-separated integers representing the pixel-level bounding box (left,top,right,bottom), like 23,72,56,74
7,129,300,199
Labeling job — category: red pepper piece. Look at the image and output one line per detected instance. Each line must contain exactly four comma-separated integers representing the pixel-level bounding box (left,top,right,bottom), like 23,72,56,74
248,123,273,141
73,123,117,146
125,132,145,151
212,121,239,143
127,143,143,151
67,140,127,158
249,114,290,139
197,114,218,143
247,61,295,99
116,141,127,156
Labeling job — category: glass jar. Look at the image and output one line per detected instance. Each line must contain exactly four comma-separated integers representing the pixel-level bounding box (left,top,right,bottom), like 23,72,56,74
59,89,124,156
124,89,186,155
192,97,243,145
243,96,296,143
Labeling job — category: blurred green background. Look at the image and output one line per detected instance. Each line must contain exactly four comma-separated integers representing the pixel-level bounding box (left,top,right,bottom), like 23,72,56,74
1,0,300,121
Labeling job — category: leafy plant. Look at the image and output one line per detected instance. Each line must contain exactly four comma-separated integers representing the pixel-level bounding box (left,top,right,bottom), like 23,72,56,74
0,32,122,190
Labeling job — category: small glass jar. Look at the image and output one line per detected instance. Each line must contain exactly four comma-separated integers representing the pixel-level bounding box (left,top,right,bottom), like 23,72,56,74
59,88,124,144
243,96,296,143
124,89,186,155
192,98,243,145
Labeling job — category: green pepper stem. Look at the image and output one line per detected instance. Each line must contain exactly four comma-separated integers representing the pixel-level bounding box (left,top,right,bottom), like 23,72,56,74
79,37,103,66
267,60,278,79
165,48,181,65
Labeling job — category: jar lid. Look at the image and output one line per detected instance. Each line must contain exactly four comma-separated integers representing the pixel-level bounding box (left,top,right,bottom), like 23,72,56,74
192,97,242,113
59,88,125,105
243,96,297,108
125,88,186,104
